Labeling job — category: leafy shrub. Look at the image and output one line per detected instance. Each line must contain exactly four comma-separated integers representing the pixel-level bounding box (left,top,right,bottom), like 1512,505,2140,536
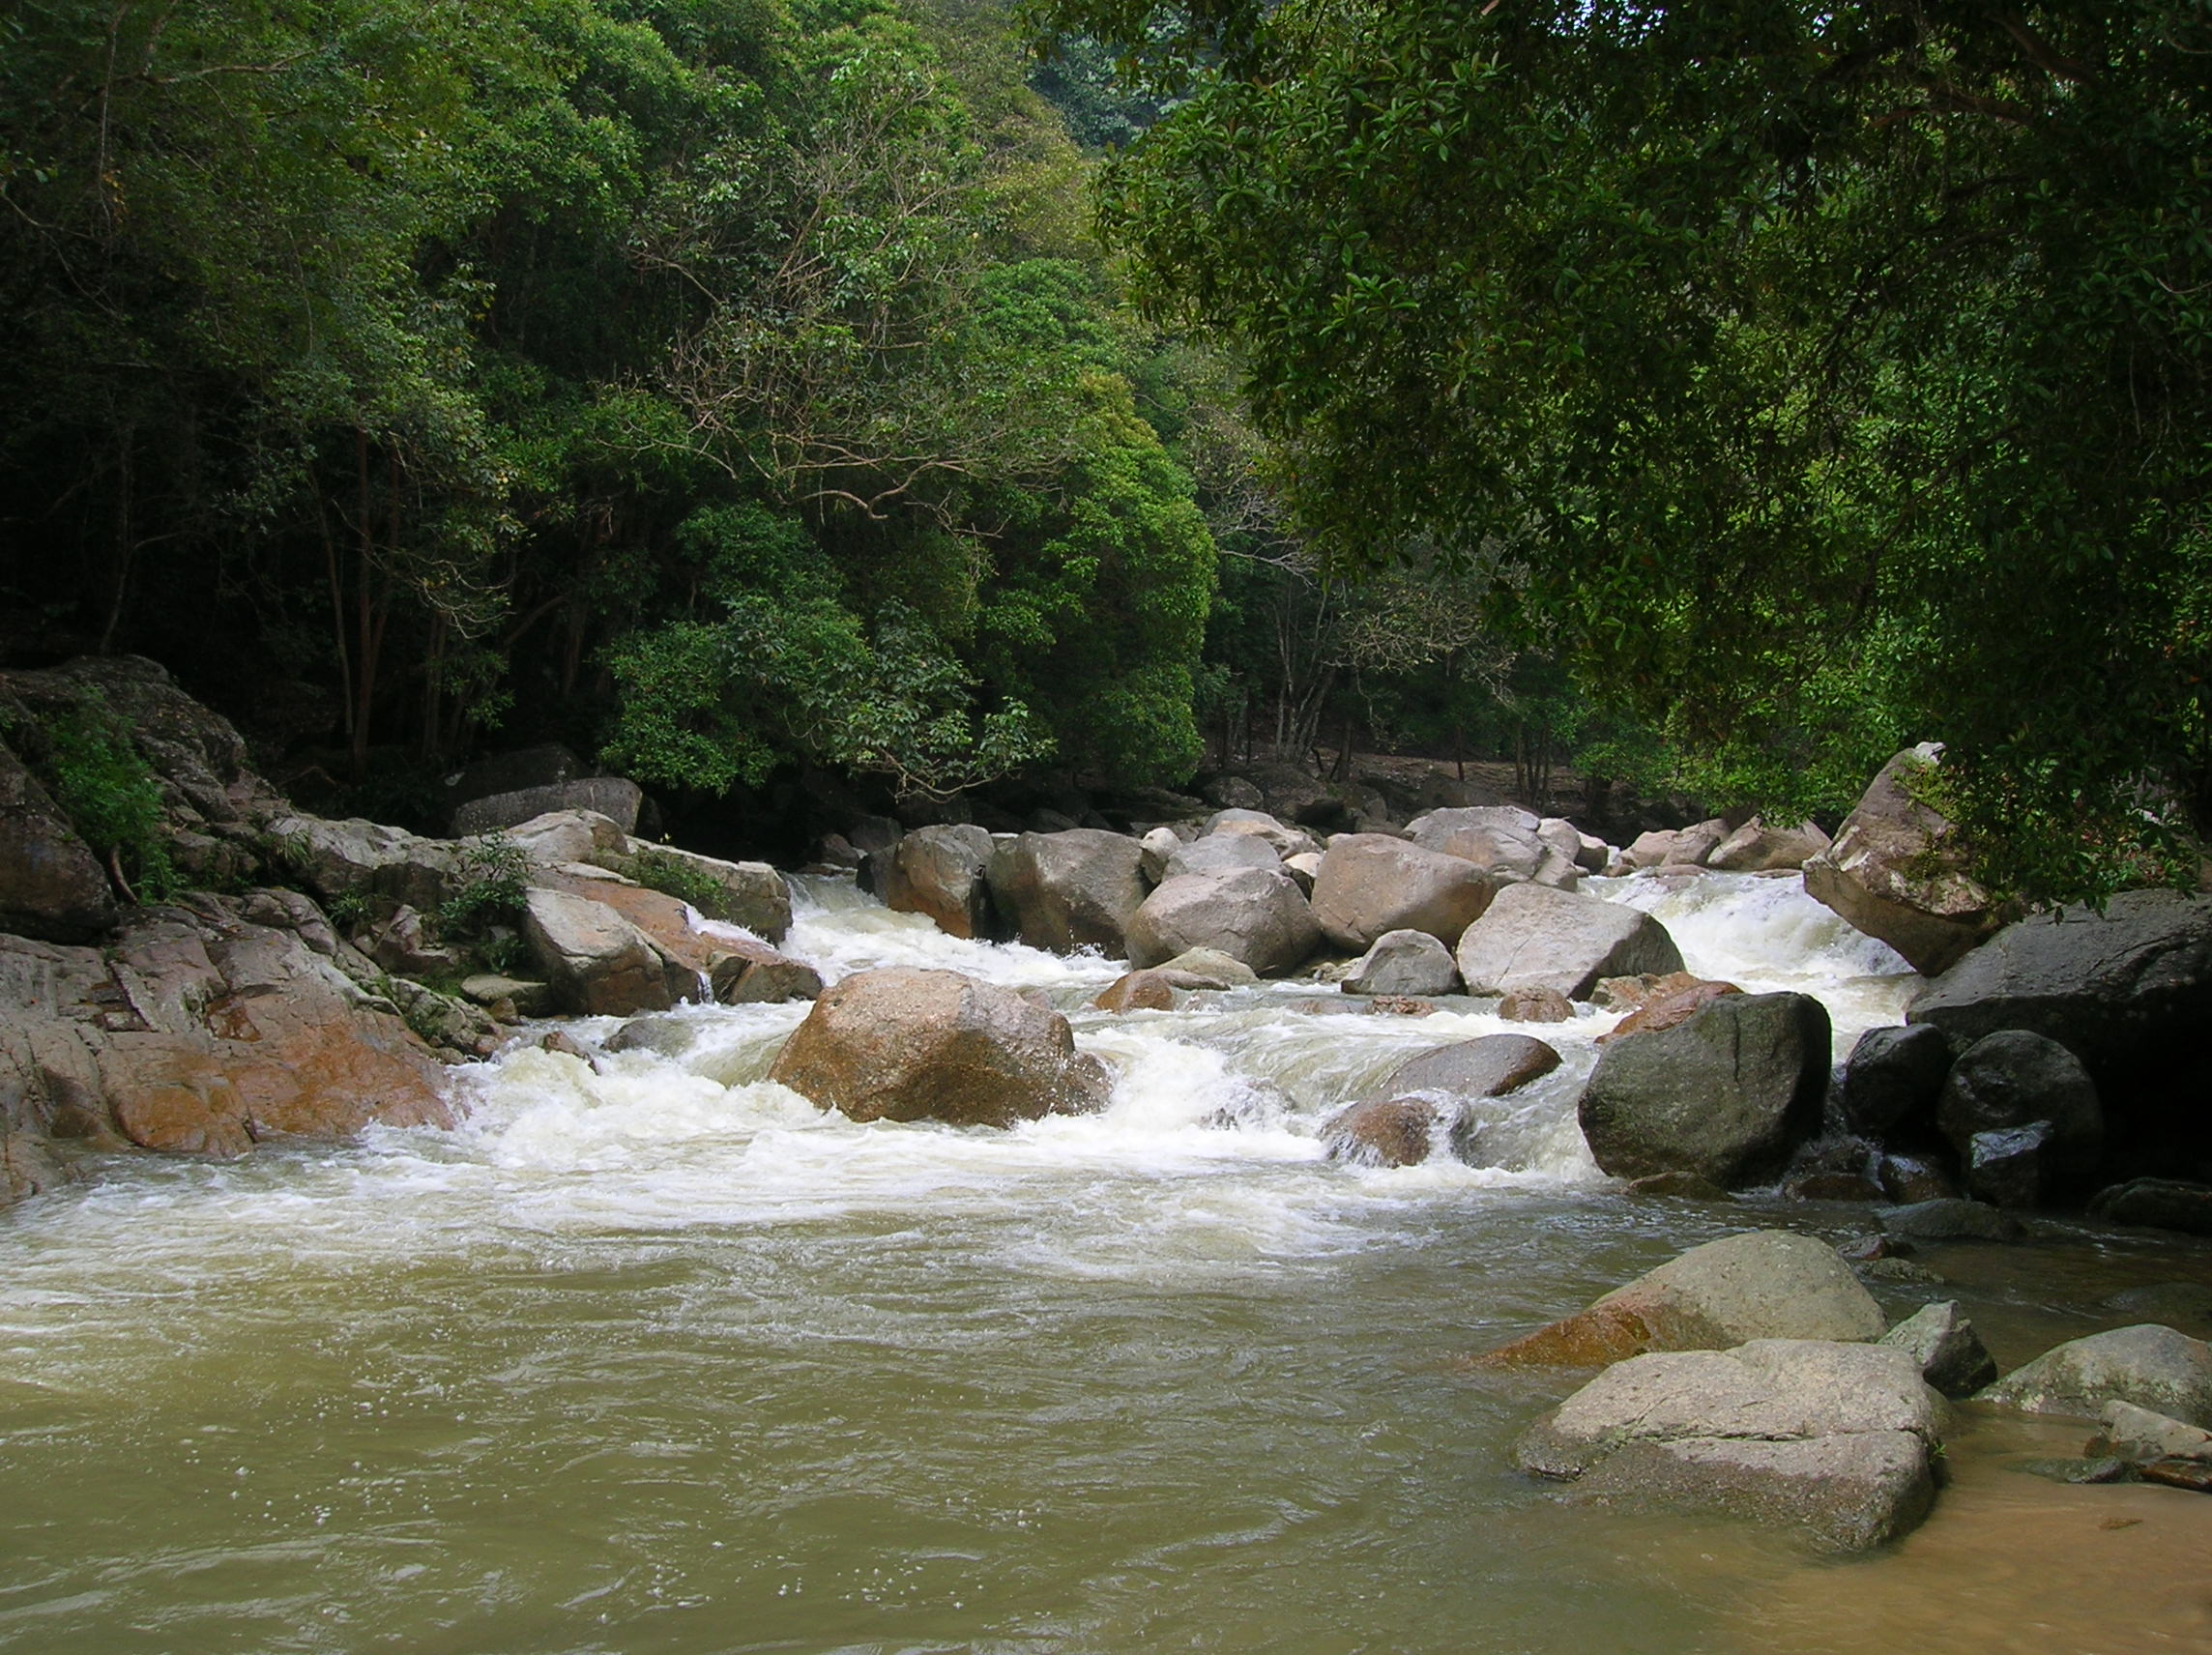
27,690,180,901
437,833,530,938
619,848,730,917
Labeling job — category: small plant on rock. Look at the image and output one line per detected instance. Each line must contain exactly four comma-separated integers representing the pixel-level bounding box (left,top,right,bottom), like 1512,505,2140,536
436,833,530,944
620,848,730,917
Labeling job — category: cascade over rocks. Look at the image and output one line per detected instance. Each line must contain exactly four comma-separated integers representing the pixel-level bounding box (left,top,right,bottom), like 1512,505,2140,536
1453,882,1683,1001
1803,743,2007,975
1308,832,1496,951
1322,1097,1440,1167
1577,993,1830,1186
986,830,1150,957
1984,1325,2212,1428
1516,1339,1944,1552
1470,1229,1887,1368
1365,1034,1561,1108
768,967,1112,1127
879,824,998,939
1123,865,1322,976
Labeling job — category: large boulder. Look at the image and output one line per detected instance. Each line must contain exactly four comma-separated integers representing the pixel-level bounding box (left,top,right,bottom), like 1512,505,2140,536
1516,1339,1943,1552
1203,808,1321,861
1308,833,1496,950
1984,1325,2212,1428
266,813,461,913
1406,806,1546,883
768,967,1112,1126
1163,832,1283,880
1471,1229,1886,1368
0,739,117,941
520,886,679,1017
0,901,451,1170
1364,1033,1561,1107
1123,865,1322,976
879,824,998,940
502,808,629,870
1578,993,1830,1186
1935,1029,2102,1201
708,937,823,1005
986,830,1150,956
1802,743,2006,975
452,777,643,836
1455,882,1684,1002
610,841,792,942
2088,1178,2212,1235
1341,929,1461,997
1837,1023,1954,1139
1906,889,2212,1166
1708,817,1832,873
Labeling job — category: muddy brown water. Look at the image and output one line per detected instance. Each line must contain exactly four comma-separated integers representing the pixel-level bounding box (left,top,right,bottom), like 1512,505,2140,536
4,874,2209,1654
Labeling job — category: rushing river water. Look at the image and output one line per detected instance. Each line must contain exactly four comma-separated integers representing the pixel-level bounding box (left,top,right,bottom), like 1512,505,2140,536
5,872,2212,1654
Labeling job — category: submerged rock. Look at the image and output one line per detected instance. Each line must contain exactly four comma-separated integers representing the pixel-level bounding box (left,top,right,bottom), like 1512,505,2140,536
768,967,1112,1128
1985,1325,2212,1428
1471,1229,1886,1368
2088,1178,2212,1236
1517,1338,1943,1551
1365,1034,1561,1108
1874,1197,2025,1242
1323,1096,1441,1167
1577,993,1830,1187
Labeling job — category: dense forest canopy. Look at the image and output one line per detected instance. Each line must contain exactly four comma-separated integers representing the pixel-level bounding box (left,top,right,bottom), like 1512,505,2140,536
1033,0,2212,900
6,0,2208,898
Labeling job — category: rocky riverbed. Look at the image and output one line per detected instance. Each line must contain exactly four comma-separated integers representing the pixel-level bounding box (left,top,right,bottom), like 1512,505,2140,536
5,657,2212,1650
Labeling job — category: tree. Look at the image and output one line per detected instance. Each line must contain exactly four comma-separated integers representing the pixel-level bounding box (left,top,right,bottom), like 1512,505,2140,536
1029,0,2212,898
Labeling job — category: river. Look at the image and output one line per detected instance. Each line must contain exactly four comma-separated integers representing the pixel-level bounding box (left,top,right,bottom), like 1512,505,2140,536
4,872,2210,1654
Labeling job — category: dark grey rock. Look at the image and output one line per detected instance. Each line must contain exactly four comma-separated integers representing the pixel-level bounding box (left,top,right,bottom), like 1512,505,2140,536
986,830,1150,957
1877,1151,1959,1205
1879,1300,1999,1398
1577,993,1830,1187
2088,1178,2212,1236
1342,929,1462,997
1875,1197,2026,1242
1936,1031,2102,1187
1839,1024,1954,1139
1966,1119,2056,1209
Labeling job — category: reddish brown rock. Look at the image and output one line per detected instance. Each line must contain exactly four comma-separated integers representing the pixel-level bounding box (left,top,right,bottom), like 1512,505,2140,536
1599,979,1744,1043
1499,985,1573,1022
1323,1096,1440,1166
769,967,1112,1127
1094,970,1179,1012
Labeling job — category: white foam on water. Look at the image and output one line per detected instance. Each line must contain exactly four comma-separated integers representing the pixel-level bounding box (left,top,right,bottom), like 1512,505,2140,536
1591,869,1921,1051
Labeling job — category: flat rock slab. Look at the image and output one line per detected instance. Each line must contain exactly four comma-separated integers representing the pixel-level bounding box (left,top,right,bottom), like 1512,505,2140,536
1985,1324,2212,1428
1517,1339,1943,1552
1875,1198,2025,1242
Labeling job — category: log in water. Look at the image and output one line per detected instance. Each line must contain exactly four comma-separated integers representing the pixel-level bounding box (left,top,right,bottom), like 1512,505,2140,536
3,873,2209,1653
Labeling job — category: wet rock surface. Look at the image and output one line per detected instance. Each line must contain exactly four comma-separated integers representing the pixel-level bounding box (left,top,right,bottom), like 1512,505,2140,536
1471,1230,1887,1368
1516,1338,1943,1551
768,967,1112,1128
1577,993,1829,1187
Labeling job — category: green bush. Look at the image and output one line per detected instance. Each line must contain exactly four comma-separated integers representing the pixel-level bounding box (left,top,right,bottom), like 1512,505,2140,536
31,691,180,901
619,849,731,917
437,833,530,939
